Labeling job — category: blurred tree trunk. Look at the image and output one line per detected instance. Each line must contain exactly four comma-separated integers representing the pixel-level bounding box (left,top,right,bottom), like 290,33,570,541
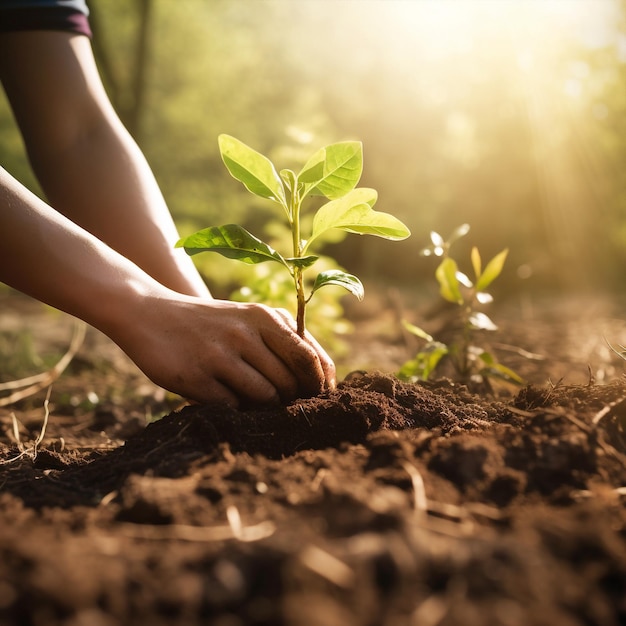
127,0,152,140
88,0,153,142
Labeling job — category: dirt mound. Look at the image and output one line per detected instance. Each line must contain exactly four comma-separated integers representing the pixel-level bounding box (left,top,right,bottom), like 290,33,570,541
1,372,626,625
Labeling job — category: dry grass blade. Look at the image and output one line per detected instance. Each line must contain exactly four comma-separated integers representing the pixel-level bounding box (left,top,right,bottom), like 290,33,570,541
298,545,355,588
32,386,52,457
492,342,546,361
592,394,626,426
114,522,269,542
1,386,53,465
401,460,428,514
411,595,449,626
311,468,328,491
0,370,52,392
401,461,481,536
0,321,86,407
115,519,276,543
10,412,23,452
226,505,243,540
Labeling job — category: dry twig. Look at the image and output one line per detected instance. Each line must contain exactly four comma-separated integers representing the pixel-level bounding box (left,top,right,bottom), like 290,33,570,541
298,544,355,588
114,519,276,542
401,460,428,515
1,387,52,464
0,321,85,407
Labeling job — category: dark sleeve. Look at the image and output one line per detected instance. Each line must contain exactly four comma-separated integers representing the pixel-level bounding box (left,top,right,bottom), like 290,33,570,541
0,1,92,37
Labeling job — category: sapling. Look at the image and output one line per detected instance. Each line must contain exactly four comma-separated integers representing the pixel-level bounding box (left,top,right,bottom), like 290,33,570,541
399,224,524,386
176,135,411,337
230,251,356,355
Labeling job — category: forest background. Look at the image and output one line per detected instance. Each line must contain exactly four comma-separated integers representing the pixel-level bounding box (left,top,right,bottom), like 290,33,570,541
2,0,626,307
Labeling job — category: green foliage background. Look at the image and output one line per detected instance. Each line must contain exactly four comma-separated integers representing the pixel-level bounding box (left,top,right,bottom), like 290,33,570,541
2,0,626,297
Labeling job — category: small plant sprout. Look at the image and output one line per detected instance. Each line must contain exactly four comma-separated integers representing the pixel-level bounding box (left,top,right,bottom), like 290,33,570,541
399,224,524,387
420,223,470,259
176,135,411,337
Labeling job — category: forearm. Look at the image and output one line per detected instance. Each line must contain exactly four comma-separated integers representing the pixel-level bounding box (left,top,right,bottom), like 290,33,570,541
0,167,335,405
0,32,209,299
0,167,163,336
0,32,336,406
28,113,210,299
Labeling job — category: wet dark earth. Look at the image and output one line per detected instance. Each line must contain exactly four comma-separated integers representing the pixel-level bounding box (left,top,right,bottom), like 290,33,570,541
1,291,626,626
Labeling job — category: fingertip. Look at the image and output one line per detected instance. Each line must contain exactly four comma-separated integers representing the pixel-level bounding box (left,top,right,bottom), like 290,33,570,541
321,360,337,393
222,397,240,410
199,383,240,410
247,380,282,407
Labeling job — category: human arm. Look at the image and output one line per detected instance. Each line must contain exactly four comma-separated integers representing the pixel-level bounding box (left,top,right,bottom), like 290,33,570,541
0,30,207,297
0,28,335,404
0,166,336,406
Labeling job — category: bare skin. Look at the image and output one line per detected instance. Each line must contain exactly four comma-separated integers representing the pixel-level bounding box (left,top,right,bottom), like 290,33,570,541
0,31,335,406
0,31,206,296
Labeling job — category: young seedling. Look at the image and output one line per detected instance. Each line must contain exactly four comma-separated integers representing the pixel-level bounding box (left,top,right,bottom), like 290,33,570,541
399,224,524,387
176,135,411,337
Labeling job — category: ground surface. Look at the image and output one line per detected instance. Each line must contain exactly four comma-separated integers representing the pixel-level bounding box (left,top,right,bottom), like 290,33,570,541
1,290,626,626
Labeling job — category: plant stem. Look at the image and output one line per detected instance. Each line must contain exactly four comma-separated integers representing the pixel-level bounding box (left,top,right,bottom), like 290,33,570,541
295,268,306,337
291,193,306,337
459,302,473,378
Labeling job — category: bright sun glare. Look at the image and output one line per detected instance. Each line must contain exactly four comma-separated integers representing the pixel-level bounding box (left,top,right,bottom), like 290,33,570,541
285,0,621,283
355,0,621,276
379,0,617,57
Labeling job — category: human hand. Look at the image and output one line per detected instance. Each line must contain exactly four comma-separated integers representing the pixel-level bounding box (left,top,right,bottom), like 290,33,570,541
112,294,336,407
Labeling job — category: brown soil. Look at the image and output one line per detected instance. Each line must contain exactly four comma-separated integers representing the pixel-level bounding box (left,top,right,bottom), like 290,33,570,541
1,290,626,626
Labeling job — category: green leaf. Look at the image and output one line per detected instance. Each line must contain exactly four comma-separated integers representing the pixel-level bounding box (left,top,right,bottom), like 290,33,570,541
280,169,298,199
420,230,445,257
475,249,508,292
299,142,363,199
218,135,287,207
448,223,470,244
490,363,525,384
435,258,463,304
305,188,410,251
422,344,449,378
476,352,525,384
471,246,481,280
297,149,325,186
430,231,445,247
468,311,498,331
483,362,525,384
285,255,319,269
402,320,434,342
476,292,493,304
476,349,496,366
456,271,473,289
176,224,289,267
421,225,469,258
398,342,448,381
311,270,364,301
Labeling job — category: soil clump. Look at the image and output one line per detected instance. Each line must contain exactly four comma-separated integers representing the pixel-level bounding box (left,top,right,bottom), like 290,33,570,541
1,292,626,625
